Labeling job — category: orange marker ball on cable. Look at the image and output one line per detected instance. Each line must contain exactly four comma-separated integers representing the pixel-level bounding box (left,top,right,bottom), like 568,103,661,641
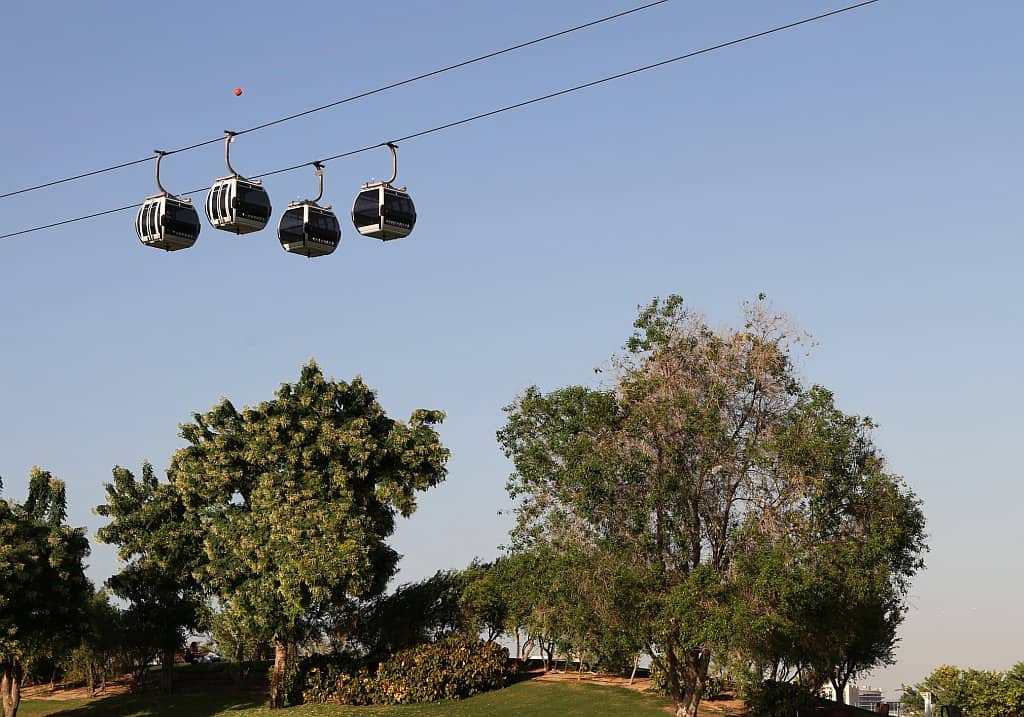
233,87,243,96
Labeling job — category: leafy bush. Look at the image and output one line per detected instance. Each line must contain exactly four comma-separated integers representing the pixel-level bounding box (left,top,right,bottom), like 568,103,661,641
282,652,366,706
703,675,725,700
288,635,517,706
373,634,518,704
740,679,816,717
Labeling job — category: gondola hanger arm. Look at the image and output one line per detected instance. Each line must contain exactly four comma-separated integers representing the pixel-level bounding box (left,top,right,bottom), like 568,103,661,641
223,130,250,181
153,150,170,196
310,162,325,204
384,142,399,185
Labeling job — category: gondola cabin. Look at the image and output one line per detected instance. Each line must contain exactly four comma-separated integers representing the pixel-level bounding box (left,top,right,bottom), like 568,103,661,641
278,202,341,257
205,176,272,234
351,183,416,241
135,194,200,251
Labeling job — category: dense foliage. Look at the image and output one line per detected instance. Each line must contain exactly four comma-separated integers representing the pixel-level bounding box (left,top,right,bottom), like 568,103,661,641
96,461,205,693
290,635,516,706
902,664,1024,716
374,634,516,704
168,361,449,708
498,296,928,717
740,679,818,717
0,469,91,717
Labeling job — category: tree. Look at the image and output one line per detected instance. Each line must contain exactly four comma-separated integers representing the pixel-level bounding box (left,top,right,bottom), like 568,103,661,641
733,386,927,702
0,469,91,717
498,296,927,717
169,361,448,708
903,665,1024,717
60,590,123,696
95,462,205,693
458,560,510,644
354,570,466,661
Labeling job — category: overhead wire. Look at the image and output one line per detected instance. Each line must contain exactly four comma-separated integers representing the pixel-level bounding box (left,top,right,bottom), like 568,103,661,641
0,0,883,242
0,0,670,201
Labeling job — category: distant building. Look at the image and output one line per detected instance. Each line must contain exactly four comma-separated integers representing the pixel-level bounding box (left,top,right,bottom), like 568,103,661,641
856,686,884,712
821,683,894,712
884,700,903,715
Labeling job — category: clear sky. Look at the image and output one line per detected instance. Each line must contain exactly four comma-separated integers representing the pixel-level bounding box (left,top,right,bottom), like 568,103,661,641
1,0,1021,697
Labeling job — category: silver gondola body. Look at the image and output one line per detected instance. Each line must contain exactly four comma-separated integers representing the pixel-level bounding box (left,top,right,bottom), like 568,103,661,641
351,183,416,241
278,202,341,257
205,176,272,234
135,194,201,251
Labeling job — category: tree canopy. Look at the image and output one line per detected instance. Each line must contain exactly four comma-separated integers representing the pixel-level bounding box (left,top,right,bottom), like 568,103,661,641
168,361,449,707
498,296,927,717
96,461,205,692
0,469,91,717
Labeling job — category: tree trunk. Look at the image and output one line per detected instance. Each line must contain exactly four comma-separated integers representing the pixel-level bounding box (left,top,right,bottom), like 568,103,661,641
515,629,521,660
2,665,23,717
832,675,849,705
629,655,640,686
269,638,288,709
670,648,711,717
87,661,96,697
160,648,175,693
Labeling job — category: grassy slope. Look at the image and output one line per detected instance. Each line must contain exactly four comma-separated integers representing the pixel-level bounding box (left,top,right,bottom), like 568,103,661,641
17,679,674,717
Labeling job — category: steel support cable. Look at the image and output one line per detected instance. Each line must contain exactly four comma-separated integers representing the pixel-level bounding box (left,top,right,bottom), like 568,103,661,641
0,0,883,241
0,0,669,201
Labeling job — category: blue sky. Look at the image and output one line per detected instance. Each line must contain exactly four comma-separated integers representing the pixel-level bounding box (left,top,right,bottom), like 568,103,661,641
2,0,1021,696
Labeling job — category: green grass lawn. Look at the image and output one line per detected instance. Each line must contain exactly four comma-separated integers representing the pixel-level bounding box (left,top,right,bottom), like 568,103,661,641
16,679,673,717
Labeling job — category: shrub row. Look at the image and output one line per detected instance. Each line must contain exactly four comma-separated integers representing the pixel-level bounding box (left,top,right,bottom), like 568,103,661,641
286,634,518,706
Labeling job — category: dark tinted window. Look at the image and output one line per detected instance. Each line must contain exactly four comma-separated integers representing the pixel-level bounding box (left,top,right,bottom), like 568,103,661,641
352,189,380,228
236,183,271,221
307,209,340,246
164,201,200,238
278,208,306,245
382,190,416,228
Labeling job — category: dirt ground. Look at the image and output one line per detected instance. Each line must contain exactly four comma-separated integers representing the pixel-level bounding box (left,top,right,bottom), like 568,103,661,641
21,680,132,701
532,670,749,716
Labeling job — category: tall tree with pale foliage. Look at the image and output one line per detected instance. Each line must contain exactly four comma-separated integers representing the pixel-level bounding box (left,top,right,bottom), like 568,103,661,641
499,296,926,717
169,361,448,708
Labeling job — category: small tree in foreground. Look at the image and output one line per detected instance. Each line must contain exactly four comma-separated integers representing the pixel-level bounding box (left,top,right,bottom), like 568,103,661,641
169,361,449,708
96,461,205,693
0,469,91,717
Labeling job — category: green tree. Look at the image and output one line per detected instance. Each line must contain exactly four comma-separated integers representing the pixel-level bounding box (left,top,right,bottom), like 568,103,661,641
355,570,466,661
95,461,205,693
60,590,123,696
0,469,91,717
169,361,448,708
735,386,926,702
494,546,589,670
498,296,927,717
458,560,510,643
904,665,1024,717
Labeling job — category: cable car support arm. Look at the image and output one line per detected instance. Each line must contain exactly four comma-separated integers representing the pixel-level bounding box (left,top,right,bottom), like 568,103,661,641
153,150,170,196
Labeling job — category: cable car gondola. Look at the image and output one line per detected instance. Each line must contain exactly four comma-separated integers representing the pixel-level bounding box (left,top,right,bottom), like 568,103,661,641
352,143,416,241
278,163,341,257
205,131,272,234
135,150,201,251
